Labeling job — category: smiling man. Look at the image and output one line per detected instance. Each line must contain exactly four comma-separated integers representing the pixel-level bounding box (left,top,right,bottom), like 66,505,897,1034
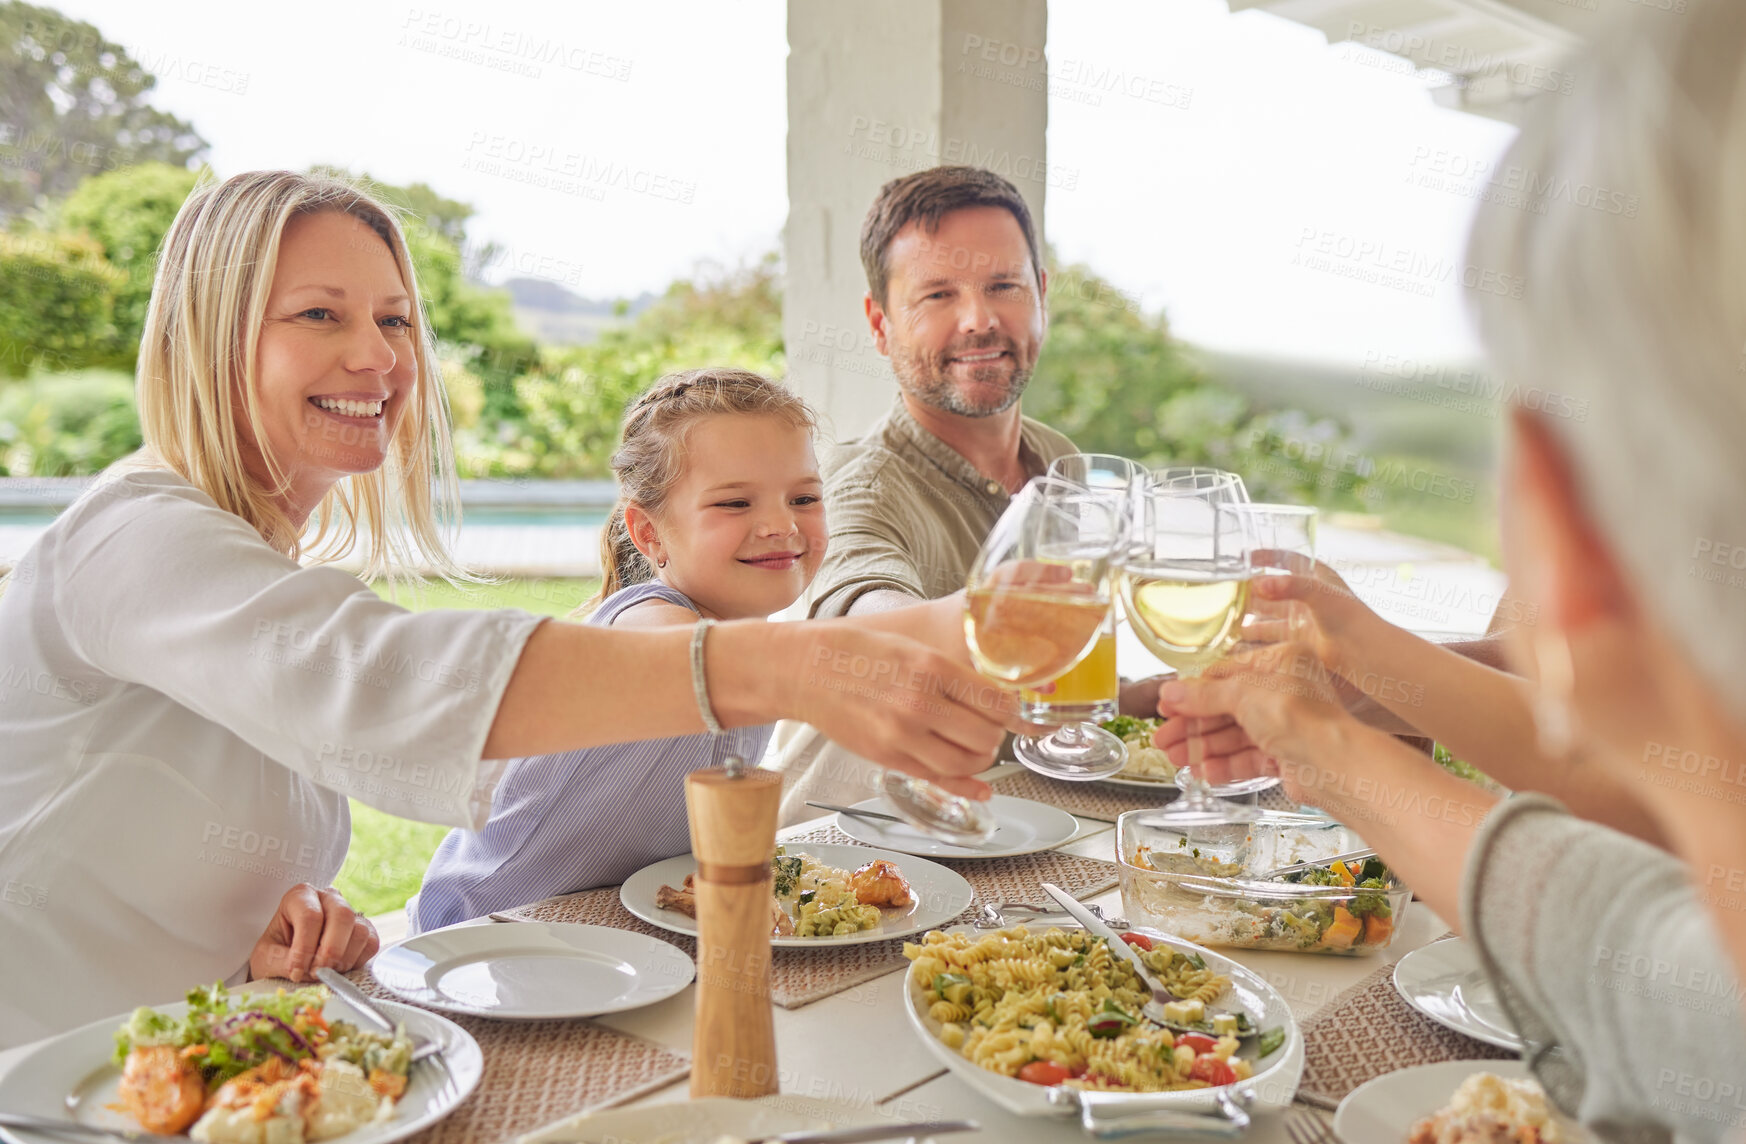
767,166,1083,822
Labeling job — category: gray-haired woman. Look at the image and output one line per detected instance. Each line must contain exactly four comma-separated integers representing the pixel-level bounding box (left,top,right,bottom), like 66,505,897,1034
1153,2,1746,1141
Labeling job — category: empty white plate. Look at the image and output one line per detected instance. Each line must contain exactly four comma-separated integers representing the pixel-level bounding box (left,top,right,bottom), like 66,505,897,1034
833,794,1078,858
1392,938,1525,1051
372,922,695,1020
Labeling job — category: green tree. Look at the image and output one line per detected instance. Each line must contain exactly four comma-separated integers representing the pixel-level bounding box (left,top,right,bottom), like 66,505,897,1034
0,230,123,377
55,161,202,366
0,2,207,216
1030,258,1373,508
452,257,784,478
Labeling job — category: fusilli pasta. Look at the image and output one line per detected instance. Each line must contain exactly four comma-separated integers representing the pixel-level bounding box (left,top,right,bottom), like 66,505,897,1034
904,927,1256,1093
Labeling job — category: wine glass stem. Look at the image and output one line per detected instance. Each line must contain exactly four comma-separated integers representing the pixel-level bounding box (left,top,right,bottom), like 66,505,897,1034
1052,723,1090,749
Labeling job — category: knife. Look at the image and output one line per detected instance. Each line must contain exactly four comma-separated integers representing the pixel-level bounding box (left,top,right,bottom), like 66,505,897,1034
1039,883,1256,1039
749,1119,979,1144
807,801,905,823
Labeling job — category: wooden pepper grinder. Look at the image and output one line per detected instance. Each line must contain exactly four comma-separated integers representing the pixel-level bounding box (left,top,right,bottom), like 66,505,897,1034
685,757,783,1098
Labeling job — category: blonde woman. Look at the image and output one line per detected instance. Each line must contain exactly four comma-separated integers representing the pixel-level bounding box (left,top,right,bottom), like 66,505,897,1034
0,171,1006,1048
1152,2,1746,1139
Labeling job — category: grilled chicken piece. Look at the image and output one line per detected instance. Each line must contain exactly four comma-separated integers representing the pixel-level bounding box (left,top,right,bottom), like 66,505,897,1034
851,859,914,908
655,874,697,917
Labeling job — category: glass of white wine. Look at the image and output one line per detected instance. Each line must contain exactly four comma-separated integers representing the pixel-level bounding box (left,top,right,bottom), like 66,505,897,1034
1006,455,1146,780
890,478,1119,838
1121,469,1260,826
1170,502,1319,800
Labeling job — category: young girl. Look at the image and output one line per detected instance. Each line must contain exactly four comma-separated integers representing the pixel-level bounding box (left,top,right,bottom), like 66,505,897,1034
411,368,967,931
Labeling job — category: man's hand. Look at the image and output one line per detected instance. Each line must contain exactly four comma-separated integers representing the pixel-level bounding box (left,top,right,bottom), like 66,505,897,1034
249,884,379,983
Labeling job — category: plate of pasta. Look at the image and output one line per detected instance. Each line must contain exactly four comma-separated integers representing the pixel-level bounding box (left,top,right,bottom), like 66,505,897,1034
621,843,973,948
900,923,1303,1117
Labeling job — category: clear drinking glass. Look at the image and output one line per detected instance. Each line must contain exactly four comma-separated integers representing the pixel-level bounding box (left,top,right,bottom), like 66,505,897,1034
885,478,1120,840
1120,469,1260,826
882,479,1120,842
1168,502,1320,800
1007,454,1146,780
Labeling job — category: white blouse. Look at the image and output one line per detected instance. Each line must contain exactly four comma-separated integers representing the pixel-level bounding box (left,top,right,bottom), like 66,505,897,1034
0,470,543,1048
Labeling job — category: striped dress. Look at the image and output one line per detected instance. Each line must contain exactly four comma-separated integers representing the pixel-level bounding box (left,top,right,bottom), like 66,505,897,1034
408,580,773,932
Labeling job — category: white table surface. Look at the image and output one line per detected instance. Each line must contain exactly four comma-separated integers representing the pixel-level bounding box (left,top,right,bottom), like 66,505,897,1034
0,791,1449,1142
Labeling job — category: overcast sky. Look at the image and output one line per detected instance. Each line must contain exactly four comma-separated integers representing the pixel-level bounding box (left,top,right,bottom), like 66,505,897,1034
56,0,1517,365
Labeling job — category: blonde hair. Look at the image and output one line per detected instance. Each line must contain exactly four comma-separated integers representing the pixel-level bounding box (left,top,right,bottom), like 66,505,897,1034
1466,0,1746,723
131,169,466,581
581,368,816,615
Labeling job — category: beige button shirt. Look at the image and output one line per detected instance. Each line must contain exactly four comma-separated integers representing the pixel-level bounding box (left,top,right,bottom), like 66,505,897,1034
767,398,1078,824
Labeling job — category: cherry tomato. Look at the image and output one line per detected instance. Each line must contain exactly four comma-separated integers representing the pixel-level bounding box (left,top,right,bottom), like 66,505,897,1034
1018,1061,1071,1087
1176,1033,1219,1055
1190,1056,1238,1087
1119,932,1154,951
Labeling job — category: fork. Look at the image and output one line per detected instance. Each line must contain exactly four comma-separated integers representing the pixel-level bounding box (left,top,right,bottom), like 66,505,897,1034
1285,1105,1343,1144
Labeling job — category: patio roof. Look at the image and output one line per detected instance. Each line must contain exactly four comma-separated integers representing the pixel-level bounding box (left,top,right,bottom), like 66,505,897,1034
1226,0,1602,121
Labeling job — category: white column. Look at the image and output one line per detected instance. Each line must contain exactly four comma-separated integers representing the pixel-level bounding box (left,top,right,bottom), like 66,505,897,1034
784,0,1048,444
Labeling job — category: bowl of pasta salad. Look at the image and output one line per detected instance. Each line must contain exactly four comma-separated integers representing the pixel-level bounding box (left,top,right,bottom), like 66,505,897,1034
900,922,1302,1118
1117,811,1413,956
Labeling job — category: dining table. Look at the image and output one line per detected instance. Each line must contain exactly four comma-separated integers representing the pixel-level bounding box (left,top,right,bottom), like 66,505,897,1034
0,759,1505,1144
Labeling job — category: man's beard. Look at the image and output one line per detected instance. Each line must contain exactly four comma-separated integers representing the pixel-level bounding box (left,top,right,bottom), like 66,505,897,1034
889,335,1034,418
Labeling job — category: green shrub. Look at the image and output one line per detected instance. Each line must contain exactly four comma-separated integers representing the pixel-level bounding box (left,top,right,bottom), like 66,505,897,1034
0,367,140,474
55,162,203,366
0,231,124,377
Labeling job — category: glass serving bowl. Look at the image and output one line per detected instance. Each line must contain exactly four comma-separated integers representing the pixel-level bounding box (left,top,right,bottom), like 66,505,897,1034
1116,810,1412,956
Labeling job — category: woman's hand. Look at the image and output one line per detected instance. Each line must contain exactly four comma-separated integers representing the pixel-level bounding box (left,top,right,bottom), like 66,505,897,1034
1246,560,1385,683
248,884,379,983
775,622,1010,801
1151,640,1354,804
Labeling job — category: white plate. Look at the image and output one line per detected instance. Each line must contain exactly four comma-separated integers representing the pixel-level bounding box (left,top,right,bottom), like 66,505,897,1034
621,843,974,948
372,922,695,1020
903,922,1304,1117
833,795,1078,858
517,1093,925,1144
1334,1060,1576,1144
1393,938,1525,1051
0,993,481,1144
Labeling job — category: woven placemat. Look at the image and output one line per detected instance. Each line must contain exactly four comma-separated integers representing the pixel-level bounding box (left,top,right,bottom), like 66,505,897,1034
990,768,1178,821
337,969,690,1144
499,829,1120,1010
1296,934,1519,1106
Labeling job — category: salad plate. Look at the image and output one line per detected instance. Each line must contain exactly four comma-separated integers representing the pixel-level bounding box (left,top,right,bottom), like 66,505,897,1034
1392,938,1525,1051
621,842,973,948
901,921,1303,1119
0,988,481,1144
1334,1060,1564,1144
832,795,1078,858
373,922,695,1020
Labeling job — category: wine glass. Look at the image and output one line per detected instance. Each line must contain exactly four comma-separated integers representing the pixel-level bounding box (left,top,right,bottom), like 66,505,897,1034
1007,455,1145,780
886,478,1120,841
1167,502,1319,800
1120,469,1260,826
